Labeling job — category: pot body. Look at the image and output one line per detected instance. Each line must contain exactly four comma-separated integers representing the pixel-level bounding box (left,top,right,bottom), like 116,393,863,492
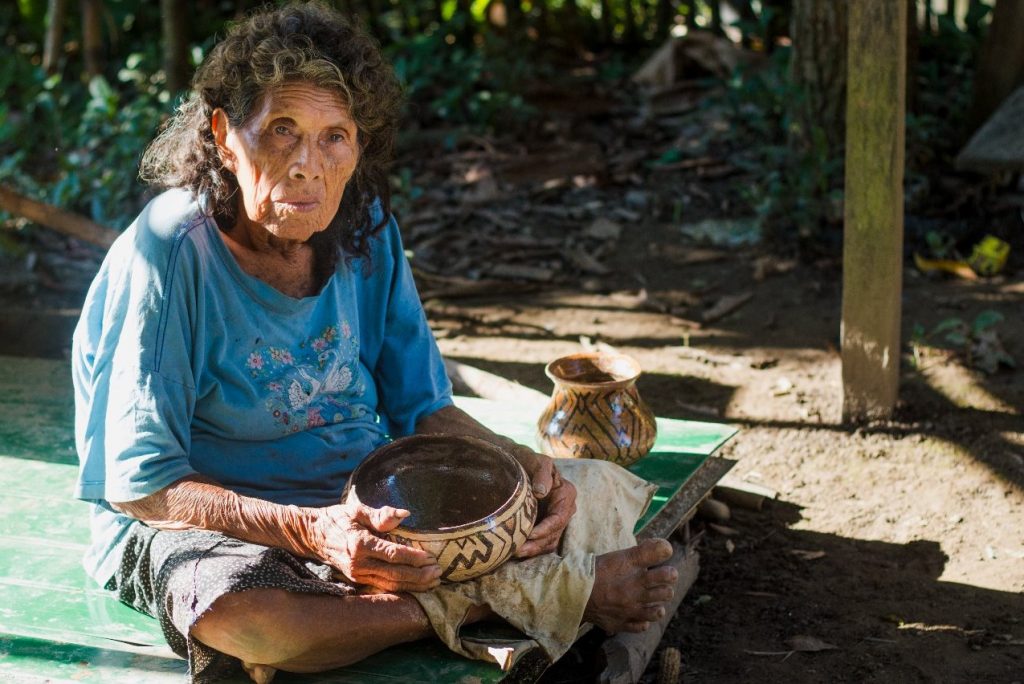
537,375,657,467
382,474,537,582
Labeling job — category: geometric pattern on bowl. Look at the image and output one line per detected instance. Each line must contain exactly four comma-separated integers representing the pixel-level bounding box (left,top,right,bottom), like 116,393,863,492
537,351,657,468
345,434,538,582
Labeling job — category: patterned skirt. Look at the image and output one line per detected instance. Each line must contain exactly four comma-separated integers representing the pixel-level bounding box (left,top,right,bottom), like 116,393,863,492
106,523,358,683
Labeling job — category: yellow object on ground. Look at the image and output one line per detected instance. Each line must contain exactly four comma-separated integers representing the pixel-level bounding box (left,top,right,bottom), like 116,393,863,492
914,235,1011,279
967,235,1010,276
913,253,978,280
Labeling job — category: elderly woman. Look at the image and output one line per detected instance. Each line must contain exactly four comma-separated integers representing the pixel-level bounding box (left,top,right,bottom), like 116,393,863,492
72,4,676,682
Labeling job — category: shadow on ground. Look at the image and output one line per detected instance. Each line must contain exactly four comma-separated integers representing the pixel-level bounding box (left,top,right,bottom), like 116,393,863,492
666,502,1024,684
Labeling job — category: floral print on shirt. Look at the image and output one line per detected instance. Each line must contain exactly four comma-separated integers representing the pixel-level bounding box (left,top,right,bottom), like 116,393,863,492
245,324,367,434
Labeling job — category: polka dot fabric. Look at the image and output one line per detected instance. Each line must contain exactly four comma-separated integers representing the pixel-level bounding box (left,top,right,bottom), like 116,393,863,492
107,523,358,683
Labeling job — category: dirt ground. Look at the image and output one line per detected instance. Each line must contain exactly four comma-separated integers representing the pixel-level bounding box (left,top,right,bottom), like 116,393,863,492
428,227,1024,683
3,80,1023,684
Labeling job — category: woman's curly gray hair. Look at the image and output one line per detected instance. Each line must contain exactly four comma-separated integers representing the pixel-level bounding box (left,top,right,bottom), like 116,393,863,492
139,2,402,267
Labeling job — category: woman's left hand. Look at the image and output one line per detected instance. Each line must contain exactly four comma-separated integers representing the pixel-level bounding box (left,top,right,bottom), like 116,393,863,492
509,447,577,558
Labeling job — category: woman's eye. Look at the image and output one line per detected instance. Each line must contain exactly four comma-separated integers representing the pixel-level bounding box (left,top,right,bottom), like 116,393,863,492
328,133,346,143
274,125,291,136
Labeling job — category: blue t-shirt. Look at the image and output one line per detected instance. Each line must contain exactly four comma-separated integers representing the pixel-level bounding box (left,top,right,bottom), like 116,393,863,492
72,189,453,583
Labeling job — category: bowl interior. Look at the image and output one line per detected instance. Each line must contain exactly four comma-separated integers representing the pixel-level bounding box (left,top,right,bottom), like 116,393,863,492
547,352,641,385
350,436,523,531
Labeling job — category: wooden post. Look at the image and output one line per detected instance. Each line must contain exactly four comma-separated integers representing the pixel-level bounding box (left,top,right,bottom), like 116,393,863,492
841,0,907,423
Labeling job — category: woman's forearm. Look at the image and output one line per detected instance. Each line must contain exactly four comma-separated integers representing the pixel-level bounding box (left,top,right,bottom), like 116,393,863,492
111,476,320,559
415,404,522,452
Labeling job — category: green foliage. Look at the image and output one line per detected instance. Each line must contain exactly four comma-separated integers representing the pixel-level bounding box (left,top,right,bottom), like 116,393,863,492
910,310,1015,374
0,43,173,230
388,25,537,129
0,3,549,241
722,47,844,256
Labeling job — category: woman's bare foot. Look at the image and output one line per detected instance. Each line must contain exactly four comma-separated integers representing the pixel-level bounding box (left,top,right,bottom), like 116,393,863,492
242,661,277,684
584,538,677,634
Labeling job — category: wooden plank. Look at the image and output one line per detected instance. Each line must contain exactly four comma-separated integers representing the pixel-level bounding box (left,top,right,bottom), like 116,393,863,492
841,0,907,422
957,85,1024,173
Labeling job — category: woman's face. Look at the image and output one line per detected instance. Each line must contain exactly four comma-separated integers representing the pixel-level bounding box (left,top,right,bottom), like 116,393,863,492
213,82,360,244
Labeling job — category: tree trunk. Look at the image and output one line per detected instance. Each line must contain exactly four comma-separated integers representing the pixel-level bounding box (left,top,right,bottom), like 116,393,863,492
505,0,523,33
762,0,792,51
656,0,674,40
788,0,848,158
710,0,723,34
455,0,474,43
965,0,987,35
43,0,68,75
968,0,1024,132
599,0,613,42
945,0,958,23
160,0,189,92
624,0,639,45
906,0,919,112
559,0,583,48
81,0,104,79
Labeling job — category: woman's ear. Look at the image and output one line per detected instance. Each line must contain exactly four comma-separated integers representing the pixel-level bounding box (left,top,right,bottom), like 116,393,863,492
211,108,236,173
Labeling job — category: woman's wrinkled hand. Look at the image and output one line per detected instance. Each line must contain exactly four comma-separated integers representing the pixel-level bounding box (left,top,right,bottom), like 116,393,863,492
309,501,442,592
510,447,577,558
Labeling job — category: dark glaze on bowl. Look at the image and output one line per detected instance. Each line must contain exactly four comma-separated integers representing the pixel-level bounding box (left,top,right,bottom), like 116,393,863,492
345,434,538,581
350,437,522,531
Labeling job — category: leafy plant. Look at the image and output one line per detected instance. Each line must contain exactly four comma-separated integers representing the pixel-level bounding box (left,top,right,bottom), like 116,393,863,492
911,310,1015,374
722,48,844,256
388,26,537,130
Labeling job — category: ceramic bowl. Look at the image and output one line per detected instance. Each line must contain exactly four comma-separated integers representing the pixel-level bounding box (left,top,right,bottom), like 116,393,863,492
344,434,537,582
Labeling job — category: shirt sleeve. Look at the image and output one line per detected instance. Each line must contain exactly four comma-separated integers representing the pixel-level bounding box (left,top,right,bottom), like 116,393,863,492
369,215,453,437
73,194,202,503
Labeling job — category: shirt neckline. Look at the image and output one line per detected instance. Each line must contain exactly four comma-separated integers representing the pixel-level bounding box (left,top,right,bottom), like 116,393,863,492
203,215,333,313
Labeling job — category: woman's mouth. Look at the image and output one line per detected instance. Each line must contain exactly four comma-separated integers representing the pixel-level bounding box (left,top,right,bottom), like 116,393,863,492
278,199,320,213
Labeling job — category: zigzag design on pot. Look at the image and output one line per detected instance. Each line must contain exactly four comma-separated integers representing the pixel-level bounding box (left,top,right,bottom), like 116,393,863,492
537,352,657,467
435,485,538,580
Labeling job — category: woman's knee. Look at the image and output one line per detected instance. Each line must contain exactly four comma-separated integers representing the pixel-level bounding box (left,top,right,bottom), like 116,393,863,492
190,588,302,664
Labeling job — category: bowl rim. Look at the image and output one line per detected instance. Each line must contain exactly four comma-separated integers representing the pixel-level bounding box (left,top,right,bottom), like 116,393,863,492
544,350,642,390
347,433,531,535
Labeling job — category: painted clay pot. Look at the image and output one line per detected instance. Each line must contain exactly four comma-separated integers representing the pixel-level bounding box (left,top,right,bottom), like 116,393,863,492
344,434,537,582
536,351,657,467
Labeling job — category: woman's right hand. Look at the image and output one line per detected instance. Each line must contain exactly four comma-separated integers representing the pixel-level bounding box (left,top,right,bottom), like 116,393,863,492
308,501,443,593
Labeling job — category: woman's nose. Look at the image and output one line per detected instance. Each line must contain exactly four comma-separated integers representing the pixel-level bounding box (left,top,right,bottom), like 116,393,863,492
289,139,323,181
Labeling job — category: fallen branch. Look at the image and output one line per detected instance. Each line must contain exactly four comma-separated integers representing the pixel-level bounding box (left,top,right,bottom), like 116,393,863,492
702,291,753,324
0,184,118,249
443,358,549,406
714,476,779,511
